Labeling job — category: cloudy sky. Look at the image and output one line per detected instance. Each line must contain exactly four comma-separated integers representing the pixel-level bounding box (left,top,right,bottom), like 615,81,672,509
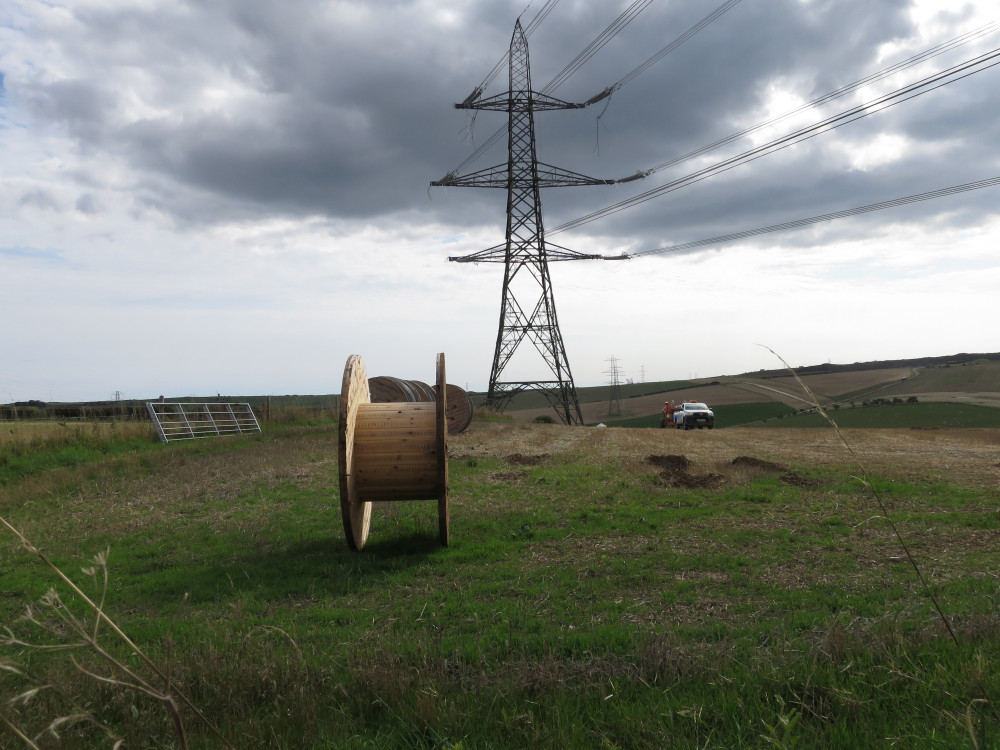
2,0,998,403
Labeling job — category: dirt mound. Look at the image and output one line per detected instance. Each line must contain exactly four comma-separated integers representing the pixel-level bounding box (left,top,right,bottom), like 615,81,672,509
672,471,726,489
646,455,691,471
730,455,821,487
506,453,549,466
779,473,825,488
731,456,789,472
646,455,723,489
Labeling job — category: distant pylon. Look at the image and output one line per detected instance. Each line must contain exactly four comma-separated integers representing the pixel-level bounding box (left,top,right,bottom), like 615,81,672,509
605,356,623,417
434,20,616,425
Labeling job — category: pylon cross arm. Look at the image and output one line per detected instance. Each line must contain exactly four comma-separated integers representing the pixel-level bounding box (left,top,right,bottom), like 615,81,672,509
455,91,586,112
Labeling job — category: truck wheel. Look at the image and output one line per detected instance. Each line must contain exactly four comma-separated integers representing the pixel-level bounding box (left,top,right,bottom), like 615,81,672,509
684,423,693,431
708,425,714,430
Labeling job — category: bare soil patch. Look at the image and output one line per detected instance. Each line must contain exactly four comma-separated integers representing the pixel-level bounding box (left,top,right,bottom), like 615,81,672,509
645,454,690,472
730,456,789,473
645,454,725,489
506,453,549,466
728,455,824,487
778,473,825,488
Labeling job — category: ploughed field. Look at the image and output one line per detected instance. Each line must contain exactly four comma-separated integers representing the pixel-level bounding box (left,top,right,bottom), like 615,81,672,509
1,421,998,748
507,360,1000,425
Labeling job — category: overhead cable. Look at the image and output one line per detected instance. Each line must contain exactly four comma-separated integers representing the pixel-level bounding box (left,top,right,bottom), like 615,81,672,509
463,0,563,105
551,45,1000,234
639,20,1000,177
626,176,1000,258
449,0,737,177
452,19,997,180
611,0,743,92
452,0,658,175
543,0,655,94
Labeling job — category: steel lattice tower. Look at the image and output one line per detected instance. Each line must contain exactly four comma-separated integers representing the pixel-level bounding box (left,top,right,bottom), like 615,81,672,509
605,356,623,417
433,20,614,425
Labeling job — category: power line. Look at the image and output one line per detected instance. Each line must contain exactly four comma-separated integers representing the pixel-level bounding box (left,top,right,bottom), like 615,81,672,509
447,0,737,178
551,45,1000,235
631,20,999,180
463,0,563,105
543,0,655,94
452,0,658,176
626,176,1000,258
452,20,998,185
611,0,743,92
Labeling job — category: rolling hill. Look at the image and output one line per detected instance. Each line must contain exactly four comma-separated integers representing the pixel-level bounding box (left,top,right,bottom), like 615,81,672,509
502,354,1000,427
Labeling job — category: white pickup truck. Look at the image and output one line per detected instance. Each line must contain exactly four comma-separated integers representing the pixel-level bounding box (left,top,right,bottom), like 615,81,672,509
672,401,715,430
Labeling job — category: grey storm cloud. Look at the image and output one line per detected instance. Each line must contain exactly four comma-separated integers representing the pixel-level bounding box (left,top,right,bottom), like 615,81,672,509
9,0,1000,245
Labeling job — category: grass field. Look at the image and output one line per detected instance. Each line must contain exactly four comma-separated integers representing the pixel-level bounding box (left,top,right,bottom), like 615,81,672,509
602,401,798,428
1,420,998,747
878,360,1000,397
764,402,1000,429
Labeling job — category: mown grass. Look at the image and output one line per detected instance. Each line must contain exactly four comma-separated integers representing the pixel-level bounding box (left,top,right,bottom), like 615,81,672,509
0,422,997,747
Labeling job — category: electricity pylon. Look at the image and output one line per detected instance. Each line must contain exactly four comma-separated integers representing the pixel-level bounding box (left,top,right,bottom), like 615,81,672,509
433,20,618,425
605,356,623,417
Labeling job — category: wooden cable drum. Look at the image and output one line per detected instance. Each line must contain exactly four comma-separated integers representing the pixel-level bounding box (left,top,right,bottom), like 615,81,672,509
369,376,474,435
438,383,474,434
409,380,437,402
368,376,416,404
338,354,449,550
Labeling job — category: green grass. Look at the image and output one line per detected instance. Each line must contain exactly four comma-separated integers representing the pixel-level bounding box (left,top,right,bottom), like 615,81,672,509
0,423,160,485
0,423,997,747
712,401,799,427
600,402,799,429
762,402,1000,428
878,360,1000,396
598,413,664,428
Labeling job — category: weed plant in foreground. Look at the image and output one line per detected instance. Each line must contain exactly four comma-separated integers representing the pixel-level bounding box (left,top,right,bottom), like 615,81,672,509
0,419,997,747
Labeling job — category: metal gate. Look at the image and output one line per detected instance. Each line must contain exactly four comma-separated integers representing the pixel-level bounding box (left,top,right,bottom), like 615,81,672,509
146,402,261,443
